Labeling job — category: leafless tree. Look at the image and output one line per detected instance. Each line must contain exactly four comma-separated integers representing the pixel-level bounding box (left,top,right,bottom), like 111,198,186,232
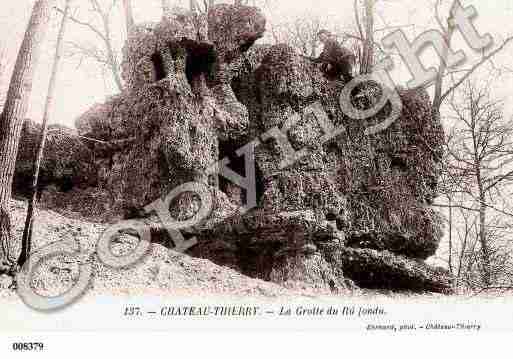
341,0,416,75
356,0,375,74
190,0,270,14
234,0,262,5
267,1,386,70
453,207,479,288
189,0,215,13
439,80,513,288
0,0,57,273
161,0,172,19
122,0,134,36
268,13,347,58
431,0,513,112
444,204,513,290
270,16,324,57
405,0,513,291
57,0,124,92
18,0,72,267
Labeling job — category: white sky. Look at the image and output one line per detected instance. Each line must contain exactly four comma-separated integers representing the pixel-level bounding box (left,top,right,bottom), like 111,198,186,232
0,0,512,126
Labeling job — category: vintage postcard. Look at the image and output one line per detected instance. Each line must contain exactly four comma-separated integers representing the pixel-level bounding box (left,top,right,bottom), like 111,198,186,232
0,0,512,356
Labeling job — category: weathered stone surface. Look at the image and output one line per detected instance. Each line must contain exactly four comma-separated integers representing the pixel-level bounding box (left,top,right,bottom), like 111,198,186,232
14,4,452,294
39,186,112,222
14,120,97,197
121,10,212,93
336,247,453,293
208,4,266,63
67,4,264,222
234,45,444,261
269,252,350,293
188,210,349,292
75,81,219,220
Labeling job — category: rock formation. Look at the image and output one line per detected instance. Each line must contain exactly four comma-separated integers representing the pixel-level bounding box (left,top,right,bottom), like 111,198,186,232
14,4,452,294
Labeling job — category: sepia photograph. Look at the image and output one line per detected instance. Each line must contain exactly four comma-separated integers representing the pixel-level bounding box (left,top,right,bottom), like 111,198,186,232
0,0,512,356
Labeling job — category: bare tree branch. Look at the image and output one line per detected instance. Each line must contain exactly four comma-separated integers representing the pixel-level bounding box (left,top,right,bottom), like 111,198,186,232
440,37,513,105
54,0,123,92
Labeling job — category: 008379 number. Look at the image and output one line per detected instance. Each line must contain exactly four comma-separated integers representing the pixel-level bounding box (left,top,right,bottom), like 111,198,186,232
12,342,45,351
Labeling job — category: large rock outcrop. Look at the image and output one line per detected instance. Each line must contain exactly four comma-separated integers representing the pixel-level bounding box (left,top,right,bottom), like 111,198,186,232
14,121,97,197
13,4,452,294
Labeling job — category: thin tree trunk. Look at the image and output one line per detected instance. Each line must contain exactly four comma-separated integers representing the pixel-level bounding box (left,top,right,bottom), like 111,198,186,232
474,150,491,286
120,0,134,93
105,29,123,92
361,0,375,74
18,0,72,267
448,194,453,275
122,0,135,36
96,7,123,92
478,186,491,286
161,0,172,19
190,0,214,12
0,0,56,271
433,22,455,110
56,2,123,92
456,214,469,287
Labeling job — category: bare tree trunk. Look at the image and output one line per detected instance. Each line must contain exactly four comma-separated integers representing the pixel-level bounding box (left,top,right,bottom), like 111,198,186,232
190,0,214,12
431,1,513,112
122,0,135,36
444,80,513,289
471,106,492,287
98,5,123,92
161,0,172,19
477,176,491,287
18,0,72,267
57,1,123,92
106,43,123,91
361,0,374,74
472,125,491,286
0,0,56,272
433,20,455,110
448,194,453,275
456,211,470,287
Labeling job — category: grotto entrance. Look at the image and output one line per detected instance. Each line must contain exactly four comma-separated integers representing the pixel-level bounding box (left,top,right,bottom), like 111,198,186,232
218,140,265,208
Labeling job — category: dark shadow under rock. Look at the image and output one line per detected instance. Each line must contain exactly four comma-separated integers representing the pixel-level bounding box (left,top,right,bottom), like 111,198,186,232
336,247,453,294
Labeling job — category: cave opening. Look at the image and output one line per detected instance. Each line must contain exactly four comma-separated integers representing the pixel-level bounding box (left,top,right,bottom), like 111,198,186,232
218,140,265,207
180,40,217,88
151,52,167,81
390,155,408,172
57,177,75,193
